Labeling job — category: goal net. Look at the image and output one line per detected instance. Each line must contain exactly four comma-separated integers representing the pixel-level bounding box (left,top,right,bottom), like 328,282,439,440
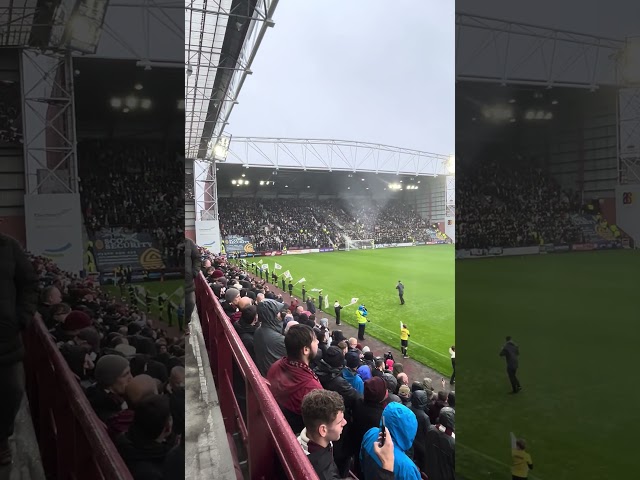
345,238,375,251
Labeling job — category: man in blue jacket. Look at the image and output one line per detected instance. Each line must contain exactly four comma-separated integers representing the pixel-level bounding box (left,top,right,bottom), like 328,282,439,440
360,402,421,480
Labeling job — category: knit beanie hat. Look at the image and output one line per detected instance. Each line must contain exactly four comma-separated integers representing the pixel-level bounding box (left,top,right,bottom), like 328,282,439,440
364,377,388,403
398,385,411,398
323,346,345,369
95,354,129,387
63,310,92,331
345,351,360,369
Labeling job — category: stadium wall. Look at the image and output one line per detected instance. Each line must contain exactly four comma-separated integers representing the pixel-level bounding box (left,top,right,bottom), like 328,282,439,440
0,148,25,244
406,176,445,223
616,185,640,244
521,88,618,200
0,51,25,244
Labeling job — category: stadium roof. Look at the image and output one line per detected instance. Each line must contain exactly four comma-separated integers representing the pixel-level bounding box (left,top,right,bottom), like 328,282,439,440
221,137,451,176
216,164,429,197
185,0,278,160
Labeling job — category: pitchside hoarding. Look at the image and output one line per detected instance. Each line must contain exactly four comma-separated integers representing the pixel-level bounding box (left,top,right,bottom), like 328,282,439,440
91,228,165,271
224,235,255,253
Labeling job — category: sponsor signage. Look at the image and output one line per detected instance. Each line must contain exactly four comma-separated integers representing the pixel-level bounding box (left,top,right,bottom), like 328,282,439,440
24,193,84,273
572,243,595,252
92,229,165,271
224,235,255,253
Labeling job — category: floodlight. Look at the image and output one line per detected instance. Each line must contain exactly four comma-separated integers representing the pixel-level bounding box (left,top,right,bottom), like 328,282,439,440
210,136,231,162
125,95,138,109
55,0,108,54
231,180,236,185
110,97,122,108
134,83,143,91
140,99,152,109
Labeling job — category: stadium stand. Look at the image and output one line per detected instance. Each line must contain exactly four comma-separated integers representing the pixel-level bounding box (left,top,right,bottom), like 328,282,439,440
78,140,184,267
457,158,586,249
25,253,185,479
0,81,21,145
218,198,446,250
195,247,453,479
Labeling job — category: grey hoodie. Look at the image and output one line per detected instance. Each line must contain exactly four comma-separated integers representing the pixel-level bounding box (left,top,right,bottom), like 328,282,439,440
253,299,286,376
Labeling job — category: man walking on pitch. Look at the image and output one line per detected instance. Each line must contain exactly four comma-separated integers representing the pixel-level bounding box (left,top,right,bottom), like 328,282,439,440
396,281,405,305
500,336,521,393
400,323,410,358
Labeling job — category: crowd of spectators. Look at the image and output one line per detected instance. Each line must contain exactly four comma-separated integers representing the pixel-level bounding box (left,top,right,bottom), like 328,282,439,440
78,141,184,267
31,253,185,479
196,251,455,480
0,82,21,144
457,157,584,249
218,198,445,251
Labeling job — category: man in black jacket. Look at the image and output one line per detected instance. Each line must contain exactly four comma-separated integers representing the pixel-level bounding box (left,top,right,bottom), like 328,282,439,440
297,389,347,480
114,394,174,480
0,233,38,465
409,390,431,473
500,335,521,393
424,407,455,480
183,237,201,332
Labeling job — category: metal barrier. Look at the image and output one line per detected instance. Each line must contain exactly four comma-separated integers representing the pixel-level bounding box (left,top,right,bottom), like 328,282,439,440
23,317,133,480
195,272,319,480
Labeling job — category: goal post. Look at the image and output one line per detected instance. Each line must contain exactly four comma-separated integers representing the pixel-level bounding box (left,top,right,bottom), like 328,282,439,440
345,238,375,251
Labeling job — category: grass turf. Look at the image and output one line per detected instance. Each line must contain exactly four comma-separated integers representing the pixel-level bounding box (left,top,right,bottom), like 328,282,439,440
103,279,184,327
238,244,454,374
456,249,639,480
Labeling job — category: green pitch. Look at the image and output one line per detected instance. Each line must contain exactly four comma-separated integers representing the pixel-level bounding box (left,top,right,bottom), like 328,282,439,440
241,245,454,374
103,279,184,326
456,250,639,480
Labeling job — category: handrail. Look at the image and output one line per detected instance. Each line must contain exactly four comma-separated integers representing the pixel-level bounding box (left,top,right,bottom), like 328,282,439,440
195,272,319,480
23,317,133,480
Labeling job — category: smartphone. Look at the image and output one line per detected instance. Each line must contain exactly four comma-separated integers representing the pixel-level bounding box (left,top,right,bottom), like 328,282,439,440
378,417,386,447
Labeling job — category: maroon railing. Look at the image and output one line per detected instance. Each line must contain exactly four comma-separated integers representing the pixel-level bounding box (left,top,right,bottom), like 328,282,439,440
195,272,319,480
23,318,133,480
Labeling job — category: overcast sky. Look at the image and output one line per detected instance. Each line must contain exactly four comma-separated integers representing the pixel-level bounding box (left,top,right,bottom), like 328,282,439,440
228,1,455,155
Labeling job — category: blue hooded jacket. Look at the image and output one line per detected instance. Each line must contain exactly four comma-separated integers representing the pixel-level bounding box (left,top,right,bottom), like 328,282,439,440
360,402,421,480
342,367,365,395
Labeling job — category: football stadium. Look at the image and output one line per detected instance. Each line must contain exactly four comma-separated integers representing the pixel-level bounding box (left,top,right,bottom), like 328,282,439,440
0,2,184,479
456,11,640,480
186,1,456,479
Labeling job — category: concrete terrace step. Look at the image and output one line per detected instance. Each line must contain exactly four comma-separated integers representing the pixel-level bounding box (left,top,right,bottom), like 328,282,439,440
185,310,240,480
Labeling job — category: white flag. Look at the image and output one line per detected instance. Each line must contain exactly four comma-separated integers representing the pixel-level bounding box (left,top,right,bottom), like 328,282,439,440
283,270,292,280
257,259,263,264
400,320,404,329
310,288,322,292
261,263,269,271
324,294,329,309
296,277,306,285
274,262,282,270
348,297,358,306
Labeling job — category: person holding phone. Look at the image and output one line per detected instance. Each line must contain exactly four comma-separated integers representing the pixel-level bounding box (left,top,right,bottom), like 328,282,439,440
373,425,395,479
360,402,421,480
